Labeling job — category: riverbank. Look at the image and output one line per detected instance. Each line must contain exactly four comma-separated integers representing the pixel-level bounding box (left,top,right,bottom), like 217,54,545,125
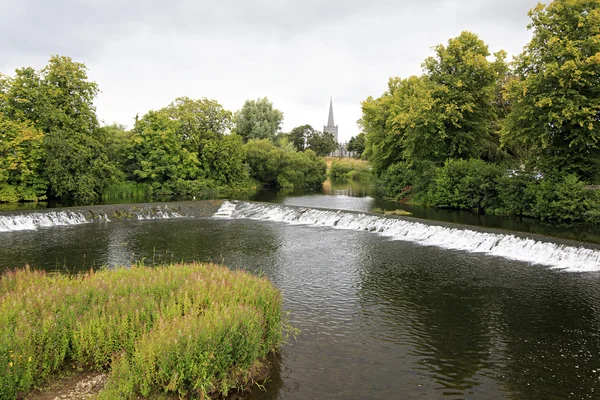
1,263,285,399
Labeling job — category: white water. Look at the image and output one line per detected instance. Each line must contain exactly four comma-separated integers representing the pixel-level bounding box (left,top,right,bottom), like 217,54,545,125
213,201,237,218
230,202,600,272
0,208,183,232
0,212,95,232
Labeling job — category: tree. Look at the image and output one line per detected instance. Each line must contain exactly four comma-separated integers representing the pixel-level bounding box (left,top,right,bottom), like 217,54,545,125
126,112,201,195
422,31,506,163
234,97,283,142
2,56,120,204
159,97,233,154
502,0,600,181
347,133,366,157
306,130,337,156
0,114,48,202
288,124,313,151
244,139,285,186
360,32,507,175
200,133,248,185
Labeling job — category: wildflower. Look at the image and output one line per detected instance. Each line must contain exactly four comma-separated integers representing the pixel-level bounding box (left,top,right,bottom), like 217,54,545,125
9,362,13,367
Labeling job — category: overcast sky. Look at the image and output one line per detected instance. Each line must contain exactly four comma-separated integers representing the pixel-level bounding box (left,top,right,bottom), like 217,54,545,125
1,0,542,142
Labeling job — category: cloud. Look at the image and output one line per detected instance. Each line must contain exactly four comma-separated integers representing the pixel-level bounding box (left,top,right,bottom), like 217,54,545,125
1,0,541,141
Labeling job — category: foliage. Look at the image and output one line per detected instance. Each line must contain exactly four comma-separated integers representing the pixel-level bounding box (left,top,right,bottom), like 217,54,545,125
428,159,504,212
1,56,121,204
244,139,285,186
347,133,366,157
360,32,508,175
0,114,48,202
127,114,200,183
200,133,249,185
0,263,286,400
155,97,233,154
277,150,327,191
330,158,372,181
287,124,312,151
234,97,283,143
379,160,437,203
502,0,600,181
306,130,337,156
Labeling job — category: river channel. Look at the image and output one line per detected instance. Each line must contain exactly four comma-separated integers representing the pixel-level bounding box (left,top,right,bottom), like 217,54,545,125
1,180,600,399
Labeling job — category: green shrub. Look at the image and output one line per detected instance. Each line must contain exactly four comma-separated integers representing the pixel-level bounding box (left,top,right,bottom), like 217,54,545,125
277,150,326,191
0,263,286,400
428,159,503,212
525,174,597,222
330,159,371,181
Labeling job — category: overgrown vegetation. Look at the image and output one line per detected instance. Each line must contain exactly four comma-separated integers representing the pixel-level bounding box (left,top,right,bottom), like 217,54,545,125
329,158,372,181
361,0,600,223
0,263,287,399
0,64,328,205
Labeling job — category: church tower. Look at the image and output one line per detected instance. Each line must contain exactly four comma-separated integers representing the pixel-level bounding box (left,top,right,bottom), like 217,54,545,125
323,97,339,143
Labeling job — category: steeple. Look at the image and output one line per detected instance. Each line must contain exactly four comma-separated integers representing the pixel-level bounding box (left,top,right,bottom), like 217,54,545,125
323,97,339,144
327,97,335,127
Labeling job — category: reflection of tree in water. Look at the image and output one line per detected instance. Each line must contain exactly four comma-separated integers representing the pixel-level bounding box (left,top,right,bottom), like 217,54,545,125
356,242,495,396
0,222,114,274
356,240,600,399
123,218,282,274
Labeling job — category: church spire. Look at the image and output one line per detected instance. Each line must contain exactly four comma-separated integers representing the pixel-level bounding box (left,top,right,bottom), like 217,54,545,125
327,97,335,127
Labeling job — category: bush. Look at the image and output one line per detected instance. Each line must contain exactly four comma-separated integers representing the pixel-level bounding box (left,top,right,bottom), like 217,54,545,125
428,159,503,212
0,263,286,399
525,174,597,222
380,160,436,202
330,159,371,181
277,150,326,191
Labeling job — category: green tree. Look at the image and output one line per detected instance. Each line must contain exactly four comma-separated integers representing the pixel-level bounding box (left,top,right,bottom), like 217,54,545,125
306,130,337,156
502,0,600,181
126,112,201,196
287,124,313,151
200,133,248,185
244,139,285,186
159,97,233,154
2,56,120,204
422,31,506,163
277,149,327,190
347,133,366,157
360,32,507,175
234,97,283,142
0,114,48,202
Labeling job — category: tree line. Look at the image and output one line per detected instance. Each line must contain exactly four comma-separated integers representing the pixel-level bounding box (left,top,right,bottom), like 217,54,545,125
357,0,600,222
0,58,338,205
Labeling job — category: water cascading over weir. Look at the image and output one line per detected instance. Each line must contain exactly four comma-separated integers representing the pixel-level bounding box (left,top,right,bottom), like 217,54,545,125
214,201,600,272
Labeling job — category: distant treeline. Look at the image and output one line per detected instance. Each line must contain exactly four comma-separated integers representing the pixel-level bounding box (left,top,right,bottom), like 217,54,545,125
353,0,600,223
0,61,338,205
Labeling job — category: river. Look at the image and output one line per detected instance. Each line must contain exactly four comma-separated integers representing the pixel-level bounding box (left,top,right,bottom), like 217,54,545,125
1,180,600,399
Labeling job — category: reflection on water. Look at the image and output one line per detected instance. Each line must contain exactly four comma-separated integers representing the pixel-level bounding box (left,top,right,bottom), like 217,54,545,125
4,187,600,399
2,207,600,398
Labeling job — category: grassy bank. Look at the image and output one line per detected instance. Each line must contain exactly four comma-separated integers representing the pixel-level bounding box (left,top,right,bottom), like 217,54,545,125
0,263,286,399
327,158,372,181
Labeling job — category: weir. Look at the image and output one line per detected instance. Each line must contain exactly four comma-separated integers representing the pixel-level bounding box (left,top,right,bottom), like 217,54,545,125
0,207,183,232
215,201,600,272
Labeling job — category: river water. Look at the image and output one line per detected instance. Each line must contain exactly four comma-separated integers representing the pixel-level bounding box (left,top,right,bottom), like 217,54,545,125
2,181,600,399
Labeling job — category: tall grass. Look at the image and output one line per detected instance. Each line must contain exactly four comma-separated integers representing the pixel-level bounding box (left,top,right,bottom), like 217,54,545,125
0,263,286,399
330,158,372,181
101,181,149,203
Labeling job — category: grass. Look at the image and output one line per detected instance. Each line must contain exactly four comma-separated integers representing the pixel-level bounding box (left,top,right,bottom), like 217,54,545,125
101,181,149,203
0,263,287,399
328,158,372,181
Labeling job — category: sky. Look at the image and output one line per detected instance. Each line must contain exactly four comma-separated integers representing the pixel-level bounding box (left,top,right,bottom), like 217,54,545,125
1,0,542,143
